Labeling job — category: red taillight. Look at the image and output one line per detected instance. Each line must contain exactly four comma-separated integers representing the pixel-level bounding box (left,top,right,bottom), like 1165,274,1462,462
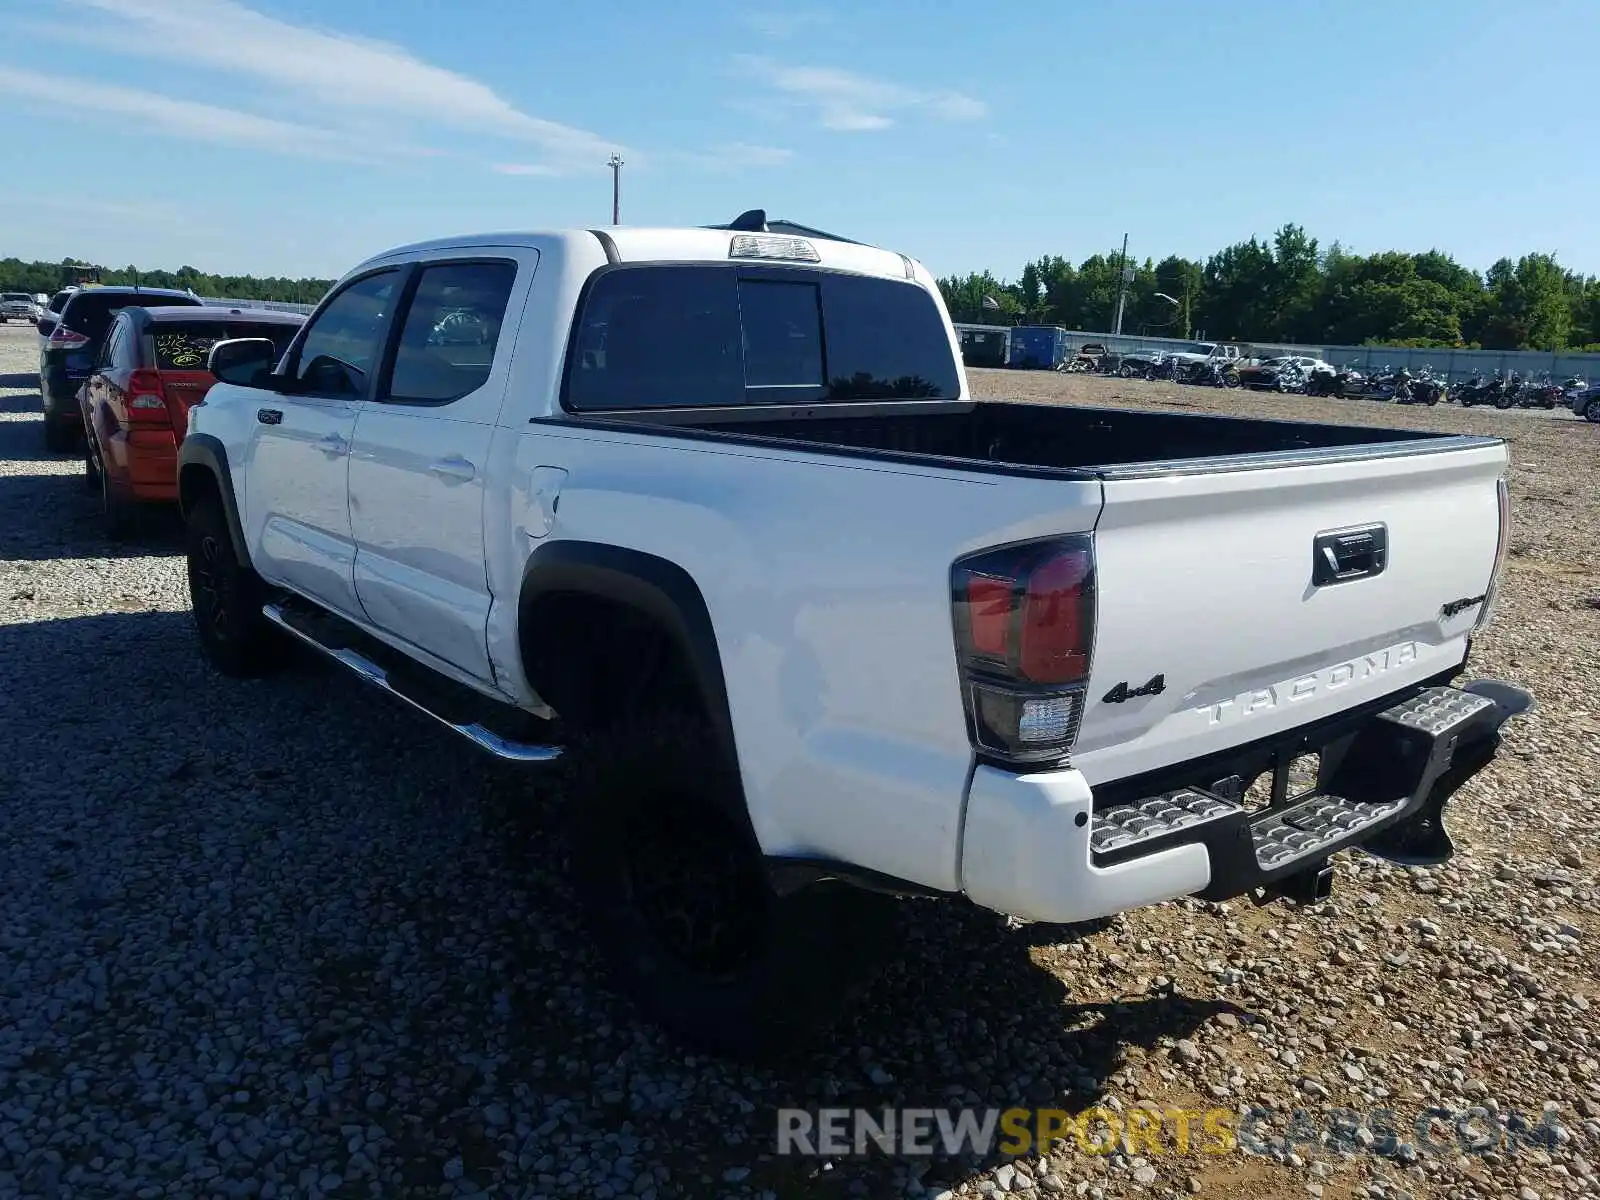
952,537,1097,764
125,369,171,425
47,326,90,349
965,576,1014,658
1019,549,1093,684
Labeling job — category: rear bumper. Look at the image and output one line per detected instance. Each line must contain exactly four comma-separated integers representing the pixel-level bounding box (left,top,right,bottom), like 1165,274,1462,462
99,426,179,501
958,680,1531,924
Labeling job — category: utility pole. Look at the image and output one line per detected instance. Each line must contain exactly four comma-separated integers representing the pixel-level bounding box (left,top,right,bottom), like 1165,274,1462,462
1111,232,1130,336
608,153,624,225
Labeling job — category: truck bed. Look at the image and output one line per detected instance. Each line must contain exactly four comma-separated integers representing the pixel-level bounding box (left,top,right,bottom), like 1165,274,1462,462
625,399,1475,478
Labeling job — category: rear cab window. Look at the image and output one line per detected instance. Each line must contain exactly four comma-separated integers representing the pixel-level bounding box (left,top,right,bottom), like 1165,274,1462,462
563,264,960,411
151,320,300,370
63,293,202,343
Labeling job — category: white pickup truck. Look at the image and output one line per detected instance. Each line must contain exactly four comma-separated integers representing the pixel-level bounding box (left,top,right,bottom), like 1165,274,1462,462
178,212,1530,1055
0,292,38,323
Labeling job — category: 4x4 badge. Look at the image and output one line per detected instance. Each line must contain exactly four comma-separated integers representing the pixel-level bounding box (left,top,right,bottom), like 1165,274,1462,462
1103,674,1166,704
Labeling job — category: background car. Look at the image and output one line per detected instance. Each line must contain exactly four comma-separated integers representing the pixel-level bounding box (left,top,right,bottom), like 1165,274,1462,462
1237,355,1312,389
0,293,37,323
37,285,201,451
78,305,305,535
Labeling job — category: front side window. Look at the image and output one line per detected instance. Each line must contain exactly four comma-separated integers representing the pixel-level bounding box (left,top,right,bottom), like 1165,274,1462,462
384,260,518,404
564,265,960,410
292,271,399,397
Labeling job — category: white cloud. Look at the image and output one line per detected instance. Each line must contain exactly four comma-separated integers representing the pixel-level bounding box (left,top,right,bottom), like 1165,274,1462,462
735,55,986,131
734,10,833,39
492,163,564,177
33,0,625,174
673,142,795,170
0,65,366,159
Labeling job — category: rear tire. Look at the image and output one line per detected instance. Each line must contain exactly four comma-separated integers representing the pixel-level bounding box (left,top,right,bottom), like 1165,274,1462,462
100,468,136,541
185,494,277,677
1585,398,1600,424
43,418,75,454
569,712,896,1058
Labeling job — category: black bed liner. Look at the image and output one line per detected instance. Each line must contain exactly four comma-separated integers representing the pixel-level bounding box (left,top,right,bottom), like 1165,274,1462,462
550,399,1497,481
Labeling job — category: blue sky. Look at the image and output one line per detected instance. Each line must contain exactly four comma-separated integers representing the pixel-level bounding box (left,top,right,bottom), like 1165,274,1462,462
3,0,1594,282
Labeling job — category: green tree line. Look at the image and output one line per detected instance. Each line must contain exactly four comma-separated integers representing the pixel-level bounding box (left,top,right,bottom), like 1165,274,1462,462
938,224,1600,352
0,257,332,305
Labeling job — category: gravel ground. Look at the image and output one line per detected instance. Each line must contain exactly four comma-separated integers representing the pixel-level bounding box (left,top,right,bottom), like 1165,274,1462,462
1,325,1596,1200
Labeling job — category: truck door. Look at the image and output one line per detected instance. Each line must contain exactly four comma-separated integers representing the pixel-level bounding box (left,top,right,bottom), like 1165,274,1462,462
346,254,531,682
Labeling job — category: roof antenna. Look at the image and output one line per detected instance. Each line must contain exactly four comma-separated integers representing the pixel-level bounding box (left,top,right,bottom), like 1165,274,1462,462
726,209,768,232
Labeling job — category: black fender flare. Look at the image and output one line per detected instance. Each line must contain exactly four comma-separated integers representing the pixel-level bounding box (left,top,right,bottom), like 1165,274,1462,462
176,434,251,569
518,540,739,770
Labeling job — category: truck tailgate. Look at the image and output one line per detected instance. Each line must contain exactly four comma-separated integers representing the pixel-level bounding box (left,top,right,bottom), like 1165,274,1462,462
1072,438,1508,786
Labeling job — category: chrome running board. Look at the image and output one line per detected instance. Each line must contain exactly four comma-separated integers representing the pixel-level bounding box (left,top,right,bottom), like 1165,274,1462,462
262,603,562,763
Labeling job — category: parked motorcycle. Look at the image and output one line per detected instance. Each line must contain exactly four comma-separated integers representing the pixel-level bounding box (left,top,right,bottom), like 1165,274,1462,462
1525,373,1564,409
1490,371,1521,409
1356,364,1403,401
1185,358,1241,388
1405,366,1445,405
1456,371,1490,406
1304,364,1340,396
1333,366,1368,398
1274,361,1310,394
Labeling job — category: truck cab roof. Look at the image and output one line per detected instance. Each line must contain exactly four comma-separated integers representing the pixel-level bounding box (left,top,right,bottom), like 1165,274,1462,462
353,224,928,288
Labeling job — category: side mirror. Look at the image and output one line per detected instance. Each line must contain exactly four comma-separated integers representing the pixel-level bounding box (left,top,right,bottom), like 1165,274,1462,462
36,316,56,336
207,337,279,387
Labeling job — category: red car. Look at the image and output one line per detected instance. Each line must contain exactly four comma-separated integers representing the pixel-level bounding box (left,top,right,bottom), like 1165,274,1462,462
79,305,305,536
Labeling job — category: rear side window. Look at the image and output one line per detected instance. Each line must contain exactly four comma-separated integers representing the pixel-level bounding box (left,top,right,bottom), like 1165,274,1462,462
564,265,960,410
48,292,72,314
565,266,742,409
384,260,518,404
152,321,301,370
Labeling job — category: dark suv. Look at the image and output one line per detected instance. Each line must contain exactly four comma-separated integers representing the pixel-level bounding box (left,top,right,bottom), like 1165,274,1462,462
37,286,202,451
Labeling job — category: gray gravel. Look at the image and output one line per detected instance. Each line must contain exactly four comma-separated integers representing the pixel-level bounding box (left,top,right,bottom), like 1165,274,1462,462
1,327,1598,1200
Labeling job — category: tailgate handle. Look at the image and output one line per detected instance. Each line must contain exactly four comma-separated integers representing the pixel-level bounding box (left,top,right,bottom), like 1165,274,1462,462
1312,524,1387,586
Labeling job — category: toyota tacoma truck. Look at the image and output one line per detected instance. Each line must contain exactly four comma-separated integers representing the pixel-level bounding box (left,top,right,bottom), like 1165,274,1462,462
177,211,1530,1056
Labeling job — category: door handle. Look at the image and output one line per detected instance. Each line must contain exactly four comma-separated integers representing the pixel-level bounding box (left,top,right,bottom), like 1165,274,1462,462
256,408,283,425
428,455,476,483
1312,524,1387,586
317,433,349,456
